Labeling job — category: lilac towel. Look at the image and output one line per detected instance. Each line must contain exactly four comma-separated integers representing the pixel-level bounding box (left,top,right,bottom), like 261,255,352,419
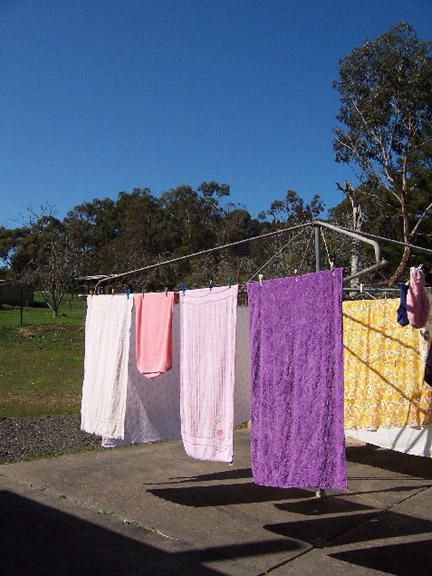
180,285,238,462
247,269,347,490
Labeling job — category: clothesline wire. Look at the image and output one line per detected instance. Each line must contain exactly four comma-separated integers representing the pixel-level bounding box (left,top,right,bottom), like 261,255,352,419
246,228,306,283
78,222,314,292
320,229,334,270
76,220,385,291
297,228,315,275
76,219,430,292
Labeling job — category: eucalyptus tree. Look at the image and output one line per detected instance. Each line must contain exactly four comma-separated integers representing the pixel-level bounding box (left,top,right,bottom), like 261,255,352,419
333,22,432,281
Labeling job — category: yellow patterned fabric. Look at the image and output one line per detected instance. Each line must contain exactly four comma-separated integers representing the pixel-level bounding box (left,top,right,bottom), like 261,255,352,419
343,299,432,429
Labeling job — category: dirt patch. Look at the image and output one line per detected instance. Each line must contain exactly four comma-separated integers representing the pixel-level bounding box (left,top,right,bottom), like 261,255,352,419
18,328,35,338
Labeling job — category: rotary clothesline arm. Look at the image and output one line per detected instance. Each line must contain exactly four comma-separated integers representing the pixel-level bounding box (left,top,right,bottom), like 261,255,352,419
75,220,389,291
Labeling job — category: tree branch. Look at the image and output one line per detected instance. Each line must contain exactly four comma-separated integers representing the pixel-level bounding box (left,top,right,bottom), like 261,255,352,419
410,201,432,239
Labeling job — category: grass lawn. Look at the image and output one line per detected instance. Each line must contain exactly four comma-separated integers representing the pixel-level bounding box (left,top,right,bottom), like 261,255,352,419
0,295,87,418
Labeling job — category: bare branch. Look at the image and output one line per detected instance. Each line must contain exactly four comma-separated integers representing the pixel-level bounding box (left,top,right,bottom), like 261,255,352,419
410,201,432,239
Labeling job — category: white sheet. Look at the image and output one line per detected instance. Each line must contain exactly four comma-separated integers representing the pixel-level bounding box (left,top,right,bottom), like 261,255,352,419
345,426,432,458
102,304,251,448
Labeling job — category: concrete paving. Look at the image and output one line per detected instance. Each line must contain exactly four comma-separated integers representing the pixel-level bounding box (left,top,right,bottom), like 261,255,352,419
1,429,432,575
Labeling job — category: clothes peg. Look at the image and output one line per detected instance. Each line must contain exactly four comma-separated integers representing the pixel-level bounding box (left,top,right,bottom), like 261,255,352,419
181,283,186,296
294,269,298,282
258,274,264,286
112,289,115,295
126,288,130,299
228,277,232,288
90,290,94,297
209,279,213,291
142,289,146,298
165,286,168,297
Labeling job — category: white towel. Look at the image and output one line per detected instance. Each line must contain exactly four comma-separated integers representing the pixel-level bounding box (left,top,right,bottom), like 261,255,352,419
81,294,133,439
180,285,239,462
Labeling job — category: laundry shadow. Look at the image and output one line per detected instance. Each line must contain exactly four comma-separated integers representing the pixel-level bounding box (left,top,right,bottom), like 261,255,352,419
148,482,312,507
331,509,432,546
143,467,253,486
0,490,303,576
345,444,432,479
265,508,432,549
329,540,432,576
265,511,378,545
274,495,374,516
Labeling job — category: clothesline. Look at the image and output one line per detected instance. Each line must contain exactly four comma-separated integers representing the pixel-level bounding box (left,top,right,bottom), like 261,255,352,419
76,220,392,291
80,266,432,506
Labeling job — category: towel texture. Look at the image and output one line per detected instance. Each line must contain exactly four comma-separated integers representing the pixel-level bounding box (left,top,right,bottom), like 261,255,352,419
134,292,175,378
180,285,238,462
248,270,347,490
397,283,410,326
343,299,432,429
81,295,133,439
420,292,432,363
102,303,251,447
407,267,430,328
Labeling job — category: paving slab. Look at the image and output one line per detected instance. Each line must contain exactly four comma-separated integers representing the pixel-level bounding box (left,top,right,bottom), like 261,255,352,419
0,477,247,576
2,430,432,575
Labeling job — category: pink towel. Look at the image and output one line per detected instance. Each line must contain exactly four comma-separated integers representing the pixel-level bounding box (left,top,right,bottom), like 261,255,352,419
134,292,175,378
180,285,239,462
407,268,430,329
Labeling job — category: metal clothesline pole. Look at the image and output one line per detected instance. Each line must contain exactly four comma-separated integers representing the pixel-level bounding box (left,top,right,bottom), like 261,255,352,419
315,225,322,272
337,225,432,256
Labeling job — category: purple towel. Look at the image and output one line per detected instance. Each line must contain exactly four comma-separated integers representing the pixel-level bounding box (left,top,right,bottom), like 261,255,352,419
247,269,347,490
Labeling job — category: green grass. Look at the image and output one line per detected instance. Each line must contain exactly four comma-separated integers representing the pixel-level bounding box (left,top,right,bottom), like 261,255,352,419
0,295,87,418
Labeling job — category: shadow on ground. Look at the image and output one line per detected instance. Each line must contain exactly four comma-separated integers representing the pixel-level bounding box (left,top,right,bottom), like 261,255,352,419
346,444,432,479
329,540,432,576
0,490,302,576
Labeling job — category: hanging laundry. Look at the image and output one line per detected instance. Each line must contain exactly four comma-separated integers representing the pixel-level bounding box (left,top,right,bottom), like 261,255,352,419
102,302,251,448
425,346,432,386
397,282,410,326
134,291,175,378
343,298,432,430
419,291,432,364
103,305,182,447
81,294,133,439
346,426,432,458
407,267,430,329
180,285,239,463
248,269,347,491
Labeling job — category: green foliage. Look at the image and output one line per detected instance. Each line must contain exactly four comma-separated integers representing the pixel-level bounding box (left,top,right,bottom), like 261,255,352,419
333,22,432,280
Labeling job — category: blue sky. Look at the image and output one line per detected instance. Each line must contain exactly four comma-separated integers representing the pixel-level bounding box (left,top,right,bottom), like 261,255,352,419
1,0,431,227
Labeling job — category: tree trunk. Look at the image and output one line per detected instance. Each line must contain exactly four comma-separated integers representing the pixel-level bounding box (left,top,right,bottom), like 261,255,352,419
389,179,411,283
389,245,412,284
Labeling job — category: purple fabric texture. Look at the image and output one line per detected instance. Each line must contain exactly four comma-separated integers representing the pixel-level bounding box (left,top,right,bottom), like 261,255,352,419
247,269,347,490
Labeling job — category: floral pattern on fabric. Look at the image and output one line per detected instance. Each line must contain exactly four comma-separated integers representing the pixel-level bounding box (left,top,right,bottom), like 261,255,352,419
343,299,432,430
